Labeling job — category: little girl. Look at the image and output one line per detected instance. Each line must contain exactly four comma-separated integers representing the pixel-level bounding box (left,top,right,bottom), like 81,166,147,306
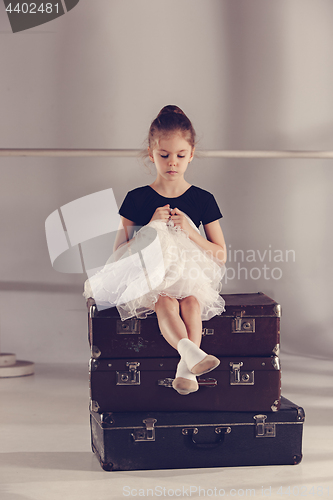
84,105,227,396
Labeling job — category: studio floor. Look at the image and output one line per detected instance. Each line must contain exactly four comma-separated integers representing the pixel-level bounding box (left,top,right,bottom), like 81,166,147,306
0,353,332,500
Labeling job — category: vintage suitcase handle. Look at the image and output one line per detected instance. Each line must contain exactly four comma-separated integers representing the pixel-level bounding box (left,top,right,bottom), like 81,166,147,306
158,377,217,388
182,426,231,449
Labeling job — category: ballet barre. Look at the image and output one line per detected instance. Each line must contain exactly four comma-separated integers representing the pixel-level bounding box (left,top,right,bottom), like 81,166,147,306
1,148,333,159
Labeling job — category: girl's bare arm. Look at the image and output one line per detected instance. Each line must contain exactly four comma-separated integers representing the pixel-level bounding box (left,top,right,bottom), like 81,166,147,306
192,220,227,265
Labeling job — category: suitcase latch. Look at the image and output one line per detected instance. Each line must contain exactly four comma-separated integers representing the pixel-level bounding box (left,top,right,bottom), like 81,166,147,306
116,318,141,334
232,311,255,333
131,418,157,442
158,378,173,388
202,328,214,336
116,362,141,385
229,362,254,385
254,414,276,437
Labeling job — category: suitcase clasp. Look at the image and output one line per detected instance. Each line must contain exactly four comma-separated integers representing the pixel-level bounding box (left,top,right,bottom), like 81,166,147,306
229,362,254,385
116,319,141,335
232,311,255,333
116,362,141,385
254,414,276,437
158,378,173,388
202,328,214,336
131,418,157,442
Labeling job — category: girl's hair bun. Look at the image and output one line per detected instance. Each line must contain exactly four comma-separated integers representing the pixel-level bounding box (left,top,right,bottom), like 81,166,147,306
157,105,185,117
149,105,196,149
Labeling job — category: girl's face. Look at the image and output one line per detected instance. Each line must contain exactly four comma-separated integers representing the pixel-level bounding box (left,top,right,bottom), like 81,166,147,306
148,133,194,182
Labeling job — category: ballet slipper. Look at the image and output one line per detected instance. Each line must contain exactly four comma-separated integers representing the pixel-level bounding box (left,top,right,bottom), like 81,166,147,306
172,377,199,395
172,358,199,395
177,338,220,376
190,354,220,376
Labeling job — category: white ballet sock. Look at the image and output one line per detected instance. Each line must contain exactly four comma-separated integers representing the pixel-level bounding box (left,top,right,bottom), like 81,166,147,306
175,358,197,381
177,338,207,372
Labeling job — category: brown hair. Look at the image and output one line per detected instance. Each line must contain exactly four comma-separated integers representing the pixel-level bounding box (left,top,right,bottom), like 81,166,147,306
148,105,196,151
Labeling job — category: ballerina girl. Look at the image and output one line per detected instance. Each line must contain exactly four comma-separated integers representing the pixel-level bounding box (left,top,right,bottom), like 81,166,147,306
84,105,227,395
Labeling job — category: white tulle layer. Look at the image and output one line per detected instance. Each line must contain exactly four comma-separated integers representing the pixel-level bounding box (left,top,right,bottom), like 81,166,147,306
83,217,225,321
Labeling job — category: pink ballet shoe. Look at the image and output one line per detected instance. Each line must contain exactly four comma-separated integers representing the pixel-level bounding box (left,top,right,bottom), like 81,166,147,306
190,355,220,377
172,377,199,395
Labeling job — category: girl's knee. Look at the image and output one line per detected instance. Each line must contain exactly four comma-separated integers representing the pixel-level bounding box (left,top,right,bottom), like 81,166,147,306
156,294,179,313
180,295,200,311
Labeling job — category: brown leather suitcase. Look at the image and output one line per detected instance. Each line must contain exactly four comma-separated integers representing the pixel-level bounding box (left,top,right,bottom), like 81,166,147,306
87,292,281,359
89,355,281,413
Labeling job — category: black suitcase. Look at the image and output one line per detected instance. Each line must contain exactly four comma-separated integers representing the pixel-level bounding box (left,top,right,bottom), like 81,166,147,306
87,292,281,359
90,396,304,471
89,355,281,413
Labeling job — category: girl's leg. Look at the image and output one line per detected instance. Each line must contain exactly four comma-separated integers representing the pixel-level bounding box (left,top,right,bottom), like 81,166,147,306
177,295,220,376
154,295,188,349
155,295,198,395
155,294,219,374
155,294,219,394
155,295,203,348
179,296,203,347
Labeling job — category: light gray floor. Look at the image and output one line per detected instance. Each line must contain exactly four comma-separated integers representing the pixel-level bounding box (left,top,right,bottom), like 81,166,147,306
0,353,332,500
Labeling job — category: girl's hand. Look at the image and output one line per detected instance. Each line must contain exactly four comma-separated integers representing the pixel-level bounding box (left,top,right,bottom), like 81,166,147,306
149,204,171,223
170,208,194,236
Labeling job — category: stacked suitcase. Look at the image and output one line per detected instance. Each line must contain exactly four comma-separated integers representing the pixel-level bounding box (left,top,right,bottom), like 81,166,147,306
87,292,305,471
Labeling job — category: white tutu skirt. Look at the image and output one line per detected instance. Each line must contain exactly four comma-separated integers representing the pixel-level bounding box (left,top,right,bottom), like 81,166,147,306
83,216,225,321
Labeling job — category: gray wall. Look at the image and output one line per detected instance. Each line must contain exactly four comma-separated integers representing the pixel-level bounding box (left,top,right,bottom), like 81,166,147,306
0,0,332,362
